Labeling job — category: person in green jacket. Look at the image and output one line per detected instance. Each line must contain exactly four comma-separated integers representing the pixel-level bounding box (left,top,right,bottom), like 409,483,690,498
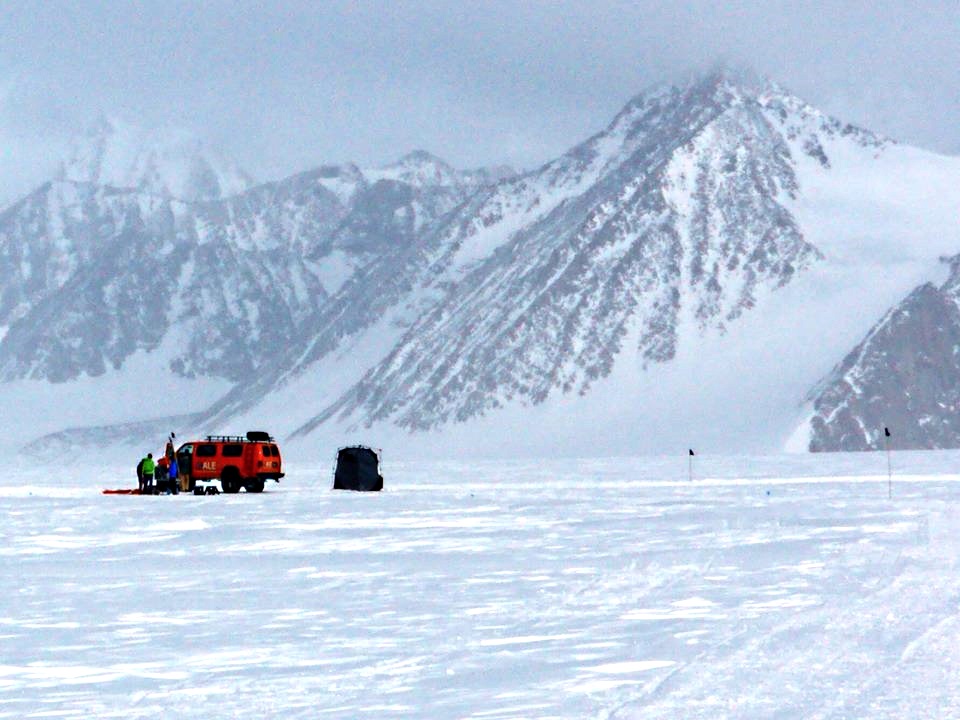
141,453,156,495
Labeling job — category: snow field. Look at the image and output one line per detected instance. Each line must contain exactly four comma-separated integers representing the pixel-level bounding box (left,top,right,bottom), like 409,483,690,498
2,452,960,718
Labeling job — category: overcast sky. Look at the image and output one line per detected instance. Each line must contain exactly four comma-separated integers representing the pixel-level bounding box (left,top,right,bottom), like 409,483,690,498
1,1,958,203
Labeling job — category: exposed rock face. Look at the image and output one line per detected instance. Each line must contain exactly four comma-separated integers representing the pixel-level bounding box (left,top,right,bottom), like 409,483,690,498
10,69,943,453
0,183,183,382
0,151,479,384
298,72,867,433
58,116,254,201
807,257,960,451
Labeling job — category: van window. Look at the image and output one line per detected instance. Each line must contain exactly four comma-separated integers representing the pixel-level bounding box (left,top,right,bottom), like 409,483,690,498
259,444,272,456
222,444,243,457
196,444,217,457
270,445,279,457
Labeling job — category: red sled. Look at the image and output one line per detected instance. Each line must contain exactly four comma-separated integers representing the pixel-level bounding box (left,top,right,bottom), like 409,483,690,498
102,489,141,495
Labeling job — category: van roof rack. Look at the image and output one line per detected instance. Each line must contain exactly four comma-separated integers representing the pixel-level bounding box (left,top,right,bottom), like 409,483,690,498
203,433,275,443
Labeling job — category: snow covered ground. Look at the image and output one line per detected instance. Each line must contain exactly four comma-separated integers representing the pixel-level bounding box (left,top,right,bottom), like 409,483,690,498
3,451,960,718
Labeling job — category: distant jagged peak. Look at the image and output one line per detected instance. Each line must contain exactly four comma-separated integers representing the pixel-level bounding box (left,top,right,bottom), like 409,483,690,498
315,161,364,181
696,63,785,98
578,65,890,180
370,149,461,188
363,149,517,190
942,252,960,274
696,66,890,146
304,154,512,208
57,114,254,202
937,252,960,294
608,65,793,130
545,67,781,182
393,149,452,167
461,164,517,187
310,162,367,206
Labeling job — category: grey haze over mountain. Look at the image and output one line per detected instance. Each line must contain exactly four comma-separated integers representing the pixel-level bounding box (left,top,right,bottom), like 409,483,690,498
0,130,505,386
57,116,254,202
1,2,959,211
6,69,959,457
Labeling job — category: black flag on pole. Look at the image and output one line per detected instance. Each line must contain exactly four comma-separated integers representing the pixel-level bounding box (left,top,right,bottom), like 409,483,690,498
689,449,695,456
884,426,892,498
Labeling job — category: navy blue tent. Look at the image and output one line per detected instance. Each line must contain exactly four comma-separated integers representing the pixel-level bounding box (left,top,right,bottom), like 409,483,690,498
333,446,383,491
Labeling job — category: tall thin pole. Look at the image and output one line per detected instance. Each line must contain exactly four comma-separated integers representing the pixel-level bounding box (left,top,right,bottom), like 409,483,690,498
688,449,694,482
884,427,892,499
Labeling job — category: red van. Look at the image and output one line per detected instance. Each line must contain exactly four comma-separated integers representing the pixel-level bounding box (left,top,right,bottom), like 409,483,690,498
176,431,284,494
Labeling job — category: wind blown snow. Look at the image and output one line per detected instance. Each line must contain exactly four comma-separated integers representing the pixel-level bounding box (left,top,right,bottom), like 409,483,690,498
3,451,960,718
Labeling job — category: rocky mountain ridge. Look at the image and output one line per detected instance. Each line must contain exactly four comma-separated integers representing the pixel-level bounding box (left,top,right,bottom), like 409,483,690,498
294,72,883,434
0,141,508,385
805,255,960,451
4,70,960,455
57,116,254,202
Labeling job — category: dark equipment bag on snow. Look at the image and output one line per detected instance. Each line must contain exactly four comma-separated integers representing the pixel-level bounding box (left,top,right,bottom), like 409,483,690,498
333,446,383,491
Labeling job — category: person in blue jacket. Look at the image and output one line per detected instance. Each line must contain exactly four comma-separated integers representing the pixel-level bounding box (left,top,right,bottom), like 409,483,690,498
168,457,180,495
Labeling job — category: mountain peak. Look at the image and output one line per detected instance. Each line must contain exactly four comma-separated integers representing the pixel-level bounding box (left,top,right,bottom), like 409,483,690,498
372,149,461,187
697,64,780,96
385,149,456,176
57,116,253,202
620,67,786,119
592,66,887,179
393,149,450,166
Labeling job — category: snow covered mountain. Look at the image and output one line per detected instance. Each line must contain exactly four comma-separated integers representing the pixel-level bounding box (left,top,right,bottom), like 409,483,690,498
58,116,254,201
6,69,960,456
306,73,836,433
0,142,512,447
369,150,514,191
275,71,960,455
0,151,483,385
803,255,960,451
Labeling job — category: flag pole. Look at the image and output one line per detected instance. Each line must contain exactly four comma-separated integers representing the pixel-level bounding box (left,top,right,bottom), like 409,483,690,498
884,427,892,499
688,449,694,482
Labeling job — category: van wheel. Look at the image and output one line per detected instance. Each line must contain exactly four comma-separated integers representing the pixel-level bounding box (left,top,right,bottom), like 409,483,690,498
246,480,265,493
221,468,241,494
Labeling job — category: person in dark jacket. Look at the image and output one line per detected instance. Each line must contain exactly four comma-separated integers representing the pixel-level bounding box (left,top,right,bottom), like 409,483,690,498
136,458,145,493
158,456,178,495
